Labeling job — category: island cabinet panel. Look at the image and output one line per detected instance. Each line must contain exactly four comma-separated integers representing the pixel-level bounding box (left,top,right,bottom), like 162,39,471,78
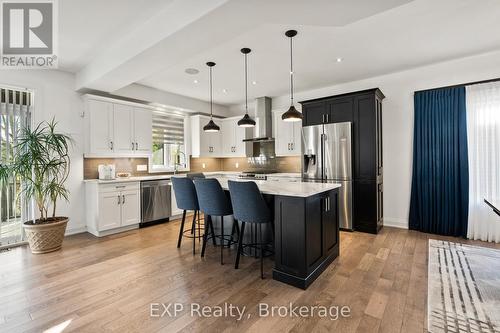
273,189,339,289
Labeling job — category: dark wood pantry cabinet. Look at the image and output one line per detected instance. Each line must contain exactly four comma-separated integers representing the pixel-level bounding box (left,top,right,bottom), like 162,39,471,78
300,88,385,234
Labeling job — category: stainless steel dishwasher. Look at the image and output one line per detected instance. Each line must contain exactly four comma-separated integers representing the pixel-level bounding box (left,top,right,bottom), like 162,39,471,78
140,179,171,227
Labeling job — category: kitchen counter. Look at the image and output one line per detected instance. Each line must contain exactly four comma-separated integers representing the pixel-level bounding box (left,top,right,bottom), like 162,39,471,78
212,177,340,198
83,172,301,184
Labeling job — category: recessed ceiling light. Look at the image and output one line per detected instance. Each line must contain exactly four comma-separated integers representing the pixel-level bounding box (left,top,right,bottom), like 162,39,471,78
336,57,343,63
252,81,257,85
222,89,228,93
185,68,199,75
193,79,198,84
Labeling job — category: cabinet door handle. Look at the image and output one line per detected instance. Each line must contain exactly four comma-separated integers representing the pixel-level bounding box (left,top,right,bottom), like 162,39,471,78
287,143,290,150
326,114,329,123
118,195,121,205
291,143,294,150
135,142,138,150
122,195,125,204
132,142,135,150
110,141,114,150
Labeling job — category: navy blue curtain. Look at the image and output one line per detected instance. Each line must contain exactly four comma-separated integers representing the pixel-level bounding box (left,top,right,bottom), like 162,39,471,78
409,87,469,237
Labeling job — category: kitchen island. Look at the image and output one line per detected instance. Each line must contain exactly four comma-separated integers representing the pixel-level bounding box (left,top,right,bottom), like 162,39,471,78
210,177,341,289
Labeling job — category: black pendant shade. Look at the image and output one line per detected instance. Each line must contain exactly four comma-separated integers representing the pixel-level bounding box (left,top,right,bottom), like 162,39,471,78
282,29,303,122
237,113,256,127
203,61,220,132
282,105,303,122
238,47,256,127
203,119,220,132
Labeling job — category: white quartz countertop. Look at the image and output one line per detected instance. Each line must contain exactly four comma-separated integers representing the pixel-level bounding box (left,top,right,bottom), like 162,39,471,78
83,171,237,184
84,172,301,184
212,177,341,198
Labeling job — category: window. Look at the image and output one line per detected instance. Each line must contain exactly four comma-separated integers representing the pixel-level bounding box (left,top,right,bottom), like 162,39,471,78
466,82,500,242
151,109,187,171
0,86,32,247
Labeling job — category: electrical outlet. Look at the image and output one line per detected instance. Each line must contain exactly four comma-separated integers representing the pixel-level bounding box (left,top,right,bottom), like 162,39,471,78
202,163,206,169
137,164,147,172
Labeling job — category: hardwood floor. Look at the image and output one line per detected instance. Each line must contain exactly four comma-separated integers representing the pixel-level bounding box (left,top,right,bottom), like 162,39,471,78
1,219,499,333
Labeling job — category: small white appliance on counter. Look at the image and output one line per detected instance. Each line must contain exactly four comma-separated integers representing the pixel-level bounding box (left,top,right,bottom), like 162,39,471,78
98,164,116,180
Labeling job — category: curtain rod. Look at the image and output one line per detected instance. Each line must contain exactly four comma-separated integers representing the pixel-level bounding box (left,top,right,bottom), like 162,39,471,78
414,77,500,94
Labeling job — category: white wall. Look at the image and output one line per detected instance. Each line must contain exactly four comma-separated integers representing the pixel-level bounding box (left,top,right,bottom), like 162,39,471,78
1,70,86,234
241,50,500,228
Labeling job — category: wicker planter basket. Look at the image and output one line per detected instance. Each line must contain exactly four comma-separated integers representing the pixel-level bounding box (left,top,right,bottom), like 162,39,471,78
23,218,68,254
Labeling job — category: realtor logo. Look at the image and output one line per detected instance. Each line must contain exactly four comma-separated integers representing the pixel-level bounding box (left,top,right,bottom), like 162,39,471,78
1,0,58,68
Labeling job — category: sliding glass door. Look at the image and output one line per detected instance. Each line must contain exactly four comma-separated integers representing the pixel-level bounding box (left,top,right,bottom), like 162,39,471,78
0,87,32,247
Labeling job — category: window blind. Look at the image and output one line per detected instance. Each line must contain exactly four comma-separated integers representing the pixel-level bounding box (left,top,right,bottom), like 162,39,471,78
152,110,185,145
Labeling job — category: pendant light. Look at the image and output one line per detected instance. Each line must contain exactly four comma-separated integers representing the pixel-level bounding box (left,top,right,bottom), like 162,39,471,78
203,61,220,132
281,29,303,122
237,48,256,127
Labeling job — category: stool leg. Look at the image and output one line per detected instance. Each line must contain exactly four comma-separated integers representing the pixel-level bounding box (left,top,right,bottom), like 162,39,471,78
230,219,240,247
201,214,209,258
235,222,246,269
208,215,217,246
230,220,236,247
192,211,197,255
190,210,196,234
198,211,202,242
220,216,224,265
260,224,264,279
177,210,187,248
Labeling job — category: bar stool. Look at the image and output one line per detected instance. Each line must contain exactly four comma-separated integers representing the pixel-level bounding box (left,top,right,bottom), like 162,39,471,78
228,180,273,279
194,178,238,265
171,177,213,255
186,173,205,238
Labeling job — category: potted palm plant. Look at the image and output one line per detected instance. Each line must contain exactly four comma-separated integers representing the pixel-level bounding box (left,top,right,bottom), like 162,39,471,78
0,119,72,254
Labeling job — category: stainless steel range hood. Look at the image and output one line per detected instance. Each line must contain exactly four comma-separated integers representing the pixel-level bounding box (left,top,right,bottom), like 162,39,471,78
243,96,274,142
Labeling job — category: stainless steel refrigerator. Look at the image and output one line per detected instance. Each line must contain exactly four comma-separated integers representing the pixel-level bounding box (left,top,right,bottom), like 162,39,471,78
302,122,353,230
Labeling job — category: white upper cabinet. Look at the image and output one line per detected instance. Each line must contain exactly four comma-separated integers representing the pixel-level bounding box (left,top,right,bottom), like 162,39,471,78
273,110,302,156
87,99,114,155
190,115,222,157
113,104,134,155
191,115,250,158
84,96,152,157
133,107,153,153
221,117,250,157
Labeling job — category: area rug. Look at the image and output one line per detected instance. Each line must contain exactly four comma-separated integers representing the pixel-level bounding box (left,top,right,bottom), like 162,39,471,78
428,239,500,333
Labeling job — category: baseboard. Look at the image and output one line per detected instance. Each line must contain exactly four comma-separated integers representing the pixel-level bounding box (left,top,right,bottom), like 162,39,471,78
65,226,87,236
384,217,408,229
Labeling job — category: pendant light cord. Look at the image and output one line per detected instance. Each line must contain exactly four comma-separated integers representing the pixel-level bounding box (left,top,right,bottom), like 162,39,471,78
289,35,294,106
245,53,248,114
209,66,213,118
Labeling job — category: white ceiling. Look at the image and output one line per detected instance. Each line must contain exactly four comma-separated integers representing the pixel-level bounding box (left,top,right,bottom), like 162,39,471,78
61,0,500,106
59,0,172,71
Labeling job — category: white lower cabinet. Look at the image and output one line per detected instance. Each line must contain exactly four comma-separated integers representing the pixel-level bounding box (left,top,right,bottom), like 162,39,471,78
86,182,140,236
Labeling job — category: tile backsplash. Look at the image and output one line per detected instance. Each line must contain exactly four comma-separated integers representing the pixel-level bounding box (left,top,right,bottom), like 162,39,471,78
83,156,301,179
